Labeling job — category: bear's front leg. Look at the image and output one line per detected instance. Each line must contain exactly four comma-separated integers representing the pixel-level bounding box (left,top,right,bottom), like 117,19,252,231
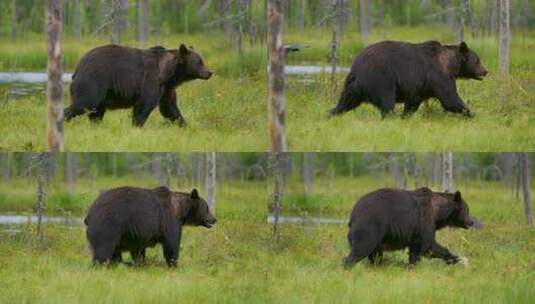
433,79,474,118
132,93,160,127
159,89,187,127
162,226,182,268
429,241,461,264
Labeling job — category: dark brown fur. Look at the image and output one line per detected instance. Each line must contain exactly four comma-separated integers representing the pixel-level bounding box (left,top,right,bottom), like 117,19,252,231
344,187,475,268
65,44,212,127
330,40,488,118
84,186,216,267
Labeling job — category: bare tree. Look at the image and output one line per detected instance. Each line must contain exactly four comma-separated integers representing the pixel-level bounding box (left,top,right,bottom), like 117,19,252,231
46,0,64,152
520,153,533,226
268,0,287,152
205,152,216,216
440,0,460,42
36,153,50,245
499,0,510,78
441,152,453,192
71,0,82,38
271,152,284,240
296,0,306,33
111,0,128,44
137,0,149,47
330,0,339,95
359,0,371,43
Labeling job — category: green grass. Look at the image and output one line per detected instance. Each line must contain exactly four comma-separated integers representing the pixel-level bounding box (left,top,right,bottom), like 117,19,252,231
1,27,534,151
266,176,535,303
0,176,272,303
1,175,533,303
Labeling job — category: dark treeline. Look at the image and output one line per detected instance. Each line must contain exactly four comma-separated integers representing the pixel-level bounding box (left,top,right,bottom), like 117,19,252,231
1,1,533,40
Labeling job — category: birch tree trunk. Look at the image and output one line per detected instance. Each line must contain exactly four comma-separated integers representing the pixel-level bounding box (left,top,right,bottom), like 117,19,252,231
205,152,216,216
36,153,50,245
272,152,283,240
330,0,338,96
499,0,510,78
46,0,64,152
441,152,454,192
359,0,371,44
520,153,533,226
137,0,148,47
72,0,81,38
268,0,287,152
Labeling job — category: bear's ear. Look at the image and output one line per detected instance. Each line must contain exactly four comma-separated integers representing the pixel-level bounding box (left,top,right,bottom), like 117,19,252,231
179,44,189,56
459,42,468,53
191,188,199,200
453,191,462,203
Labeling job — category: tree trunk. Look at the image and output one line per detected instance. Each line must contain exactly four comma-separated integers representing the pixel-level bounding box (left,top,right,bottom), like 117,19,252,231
11,0,16,41
71,0,81,38
66,152,77,194
112,0,128,44
296,0,305,33
272,152,283,240
205,152,216,216
153,154,162,184
359,0,371,43
36,153,50,245
520,153,533,226
137,0,149,47
499,0,510,78
441,152,454,192
268,0,287,152
402,154,410,190
330,0,338,96
46,0,64,152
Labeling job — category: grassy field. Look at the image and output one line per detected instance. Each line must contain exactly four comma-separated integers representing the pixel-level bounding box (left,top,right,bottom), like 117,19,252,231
265,176,535,303
284,27,535,151
1,174,533,303
0,176,274,303
1,27,534,151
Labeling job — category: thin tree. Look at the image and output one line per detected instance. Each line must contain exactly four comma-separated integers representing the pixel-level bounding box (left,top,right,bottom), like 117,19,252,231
296,0,306,33
499,0,510,81
72,0,81,38
111,0,128,44
205,152,216,216
2,152,11,184
441,152,453,192
137,0,149,47
268,0,287,152
520,153,533,226
359,0,371,44
46,0,64,152
271,152,283,240
36,153,50,245
330,0,339,95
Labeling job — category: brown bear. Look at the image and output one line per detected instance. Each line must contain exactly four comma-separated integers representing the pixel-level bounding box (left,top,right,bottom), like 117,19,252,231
329,40,488,118
65,44,212,127
343,187,477,268
84,186,216,267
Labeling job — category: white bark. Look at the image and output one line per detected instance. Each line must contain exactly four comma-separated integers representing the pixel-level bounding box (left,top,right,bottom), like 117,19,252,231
46,0,64,152
268,0,287,152
441,152,453,192
205,152,216,216
499,0,510,78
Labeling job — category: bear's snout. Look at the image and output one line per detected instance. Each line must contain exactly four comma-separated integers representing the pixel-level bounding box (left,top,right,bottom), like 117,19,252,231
200,70,213,80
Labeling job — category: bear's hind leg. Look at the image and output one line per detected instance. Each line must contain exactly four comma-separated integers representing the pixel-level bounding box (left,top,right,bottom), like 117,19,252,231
130,249,146,266
344,228,381,269
132,97,159,127
110,249,123,264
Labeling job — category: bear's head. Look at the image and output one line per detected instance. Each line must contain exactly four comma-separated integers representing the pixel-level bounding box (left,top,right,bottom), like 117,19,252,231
457,42,488,81
178,44,213,81
183,189,217,228
436,190,474,229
